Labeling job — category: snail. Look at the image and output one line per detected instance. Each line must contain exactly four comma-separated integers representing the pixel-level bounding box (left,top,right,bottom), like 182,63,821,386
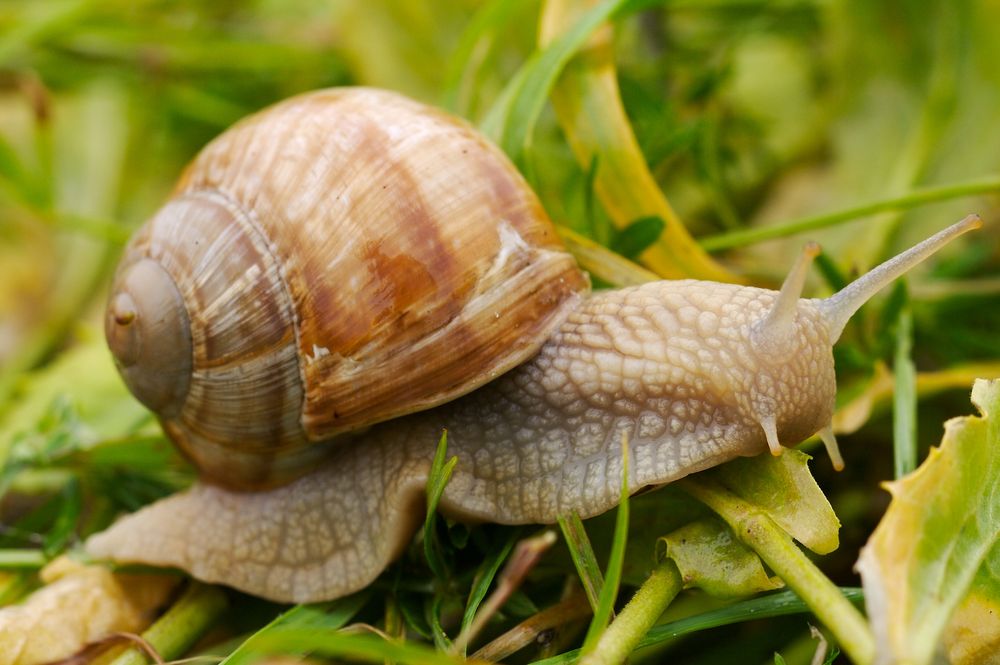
86,87,981,603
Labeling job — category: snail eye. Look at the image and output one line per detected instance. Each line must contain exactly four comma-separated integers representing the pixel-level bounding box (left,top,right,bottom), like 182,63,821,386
105,259,193,418
107,292,140,365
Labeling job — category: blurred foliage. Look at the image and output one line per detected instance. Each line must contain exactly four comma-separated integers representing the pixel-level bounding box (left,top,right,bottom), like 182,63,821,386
0,0,999,664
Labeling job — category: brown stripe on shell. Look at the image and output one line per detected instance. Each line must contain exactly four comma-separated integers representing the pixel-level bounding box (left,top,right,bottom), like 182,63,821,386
294,111,467,360
169,87,590,445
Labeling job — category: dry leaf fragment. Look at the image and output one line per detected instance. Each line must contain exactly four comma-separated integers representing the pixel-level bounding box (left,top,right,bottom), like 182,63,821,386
0,557,178,665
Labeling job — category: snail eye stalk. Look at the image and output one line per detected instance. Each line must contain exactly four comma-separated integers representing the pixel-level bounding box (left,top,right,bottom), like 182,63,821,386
818,215,982,343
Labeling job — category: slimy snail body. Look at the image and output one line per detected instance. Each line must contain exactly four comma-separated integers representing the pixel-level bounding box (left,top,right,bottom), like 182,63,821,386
87,87,981,602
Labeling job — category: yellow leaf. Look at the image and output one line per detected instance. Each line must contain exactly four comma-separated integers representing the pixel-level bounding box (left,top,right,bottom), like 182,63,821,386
0,557,178,665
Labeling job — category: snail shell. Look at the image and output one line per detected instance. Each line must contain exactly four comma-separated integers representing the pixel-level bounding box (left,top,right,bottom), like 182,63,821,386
105,88,588,489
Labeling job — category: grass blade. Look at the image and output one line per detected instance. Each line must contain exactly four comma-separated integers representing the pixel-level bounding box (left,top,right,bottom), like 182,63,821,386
0,550,46,568
251,628,472,665
580,436,630,656
556,512,605,612
893,305,918,478
700,176,1000,251
220,592,369,665
579,560,682,665
479,0,626,167
458,530,519,643
441,0,531,115
424,431,457,581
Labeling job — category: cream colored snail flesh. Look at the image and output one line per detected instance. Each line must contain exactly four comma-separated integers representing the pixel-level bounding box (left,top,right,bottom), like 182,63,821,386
87,87,982,603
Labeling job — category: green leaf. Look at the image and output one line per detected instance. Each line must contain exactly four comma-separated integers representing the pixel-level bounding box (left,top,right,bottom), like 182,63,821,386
0,341,148,462
945,543,1000,664
398,592,433,640
706,449,840,555
459,530,518,641
479,0,627,168
220,592,368,665
440,0,531,115
530,588,866,665
0,395,85,498
892,303,918,478
42,476,80,557
610,216,666,261
857,378,1000,665
250,628,468,665
426,593,452,650
659,518,783,598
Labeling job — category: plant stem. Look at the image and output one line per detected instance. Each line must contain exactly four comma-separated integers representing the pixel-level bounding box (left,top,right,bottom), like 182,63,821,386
0,549,47,568
108,581,228,665
893,308,917,478
700,176,1000,251
579,560,683,665
472,592,592,662
678,478,875,665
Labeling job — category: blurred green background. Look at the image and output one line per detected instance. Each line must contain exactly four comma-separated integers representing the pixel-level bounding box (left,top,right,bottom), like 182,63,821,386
0,1,999,661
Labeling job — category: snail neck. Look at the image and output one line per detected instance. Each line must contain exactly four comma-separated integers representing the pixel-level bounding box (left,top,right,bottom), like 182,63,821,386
410,280,837,523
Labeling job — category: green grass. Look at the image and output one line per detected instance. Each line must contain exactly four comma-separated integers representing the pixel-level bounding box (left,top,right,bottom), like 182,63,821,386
1,1,999,664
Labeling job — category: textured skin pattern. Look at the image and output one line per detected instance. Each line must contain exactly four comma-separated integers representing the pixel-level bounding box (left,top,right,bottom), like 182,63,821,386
88,280,837,602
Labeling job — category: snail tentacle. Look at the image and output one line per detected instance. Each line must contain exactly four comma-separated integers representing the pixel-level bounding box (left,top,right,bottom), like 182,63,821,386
817,215,982,342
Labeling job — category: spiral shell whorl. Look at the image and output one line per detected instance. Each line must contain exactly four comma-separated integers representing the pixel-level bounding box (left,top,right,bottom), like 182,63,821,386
111,191,321,487
175,88,588,445
109,88,588,488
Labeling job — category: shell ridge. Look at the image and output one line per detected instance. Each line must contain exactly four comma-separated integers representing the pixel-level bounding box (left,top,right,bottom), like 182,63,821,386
180,188,307,405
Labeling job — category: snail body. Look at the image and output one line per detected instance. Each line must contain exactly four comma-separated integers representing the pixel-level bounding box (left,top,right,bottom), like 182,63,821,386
88,88,980,602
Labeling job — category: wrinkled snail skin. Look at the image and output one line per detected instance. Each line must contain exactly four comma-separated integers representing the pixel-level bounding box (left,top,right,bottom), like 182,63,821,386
87,87,984,603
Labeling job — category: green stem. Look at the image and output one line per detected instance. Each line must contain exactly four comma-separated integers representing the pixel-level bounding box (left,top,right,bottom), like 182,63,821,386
700,176,1000,251
678,478,875,665
893,308,917,478
108,581,228,665
579,561,683,665
0,549,47,568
